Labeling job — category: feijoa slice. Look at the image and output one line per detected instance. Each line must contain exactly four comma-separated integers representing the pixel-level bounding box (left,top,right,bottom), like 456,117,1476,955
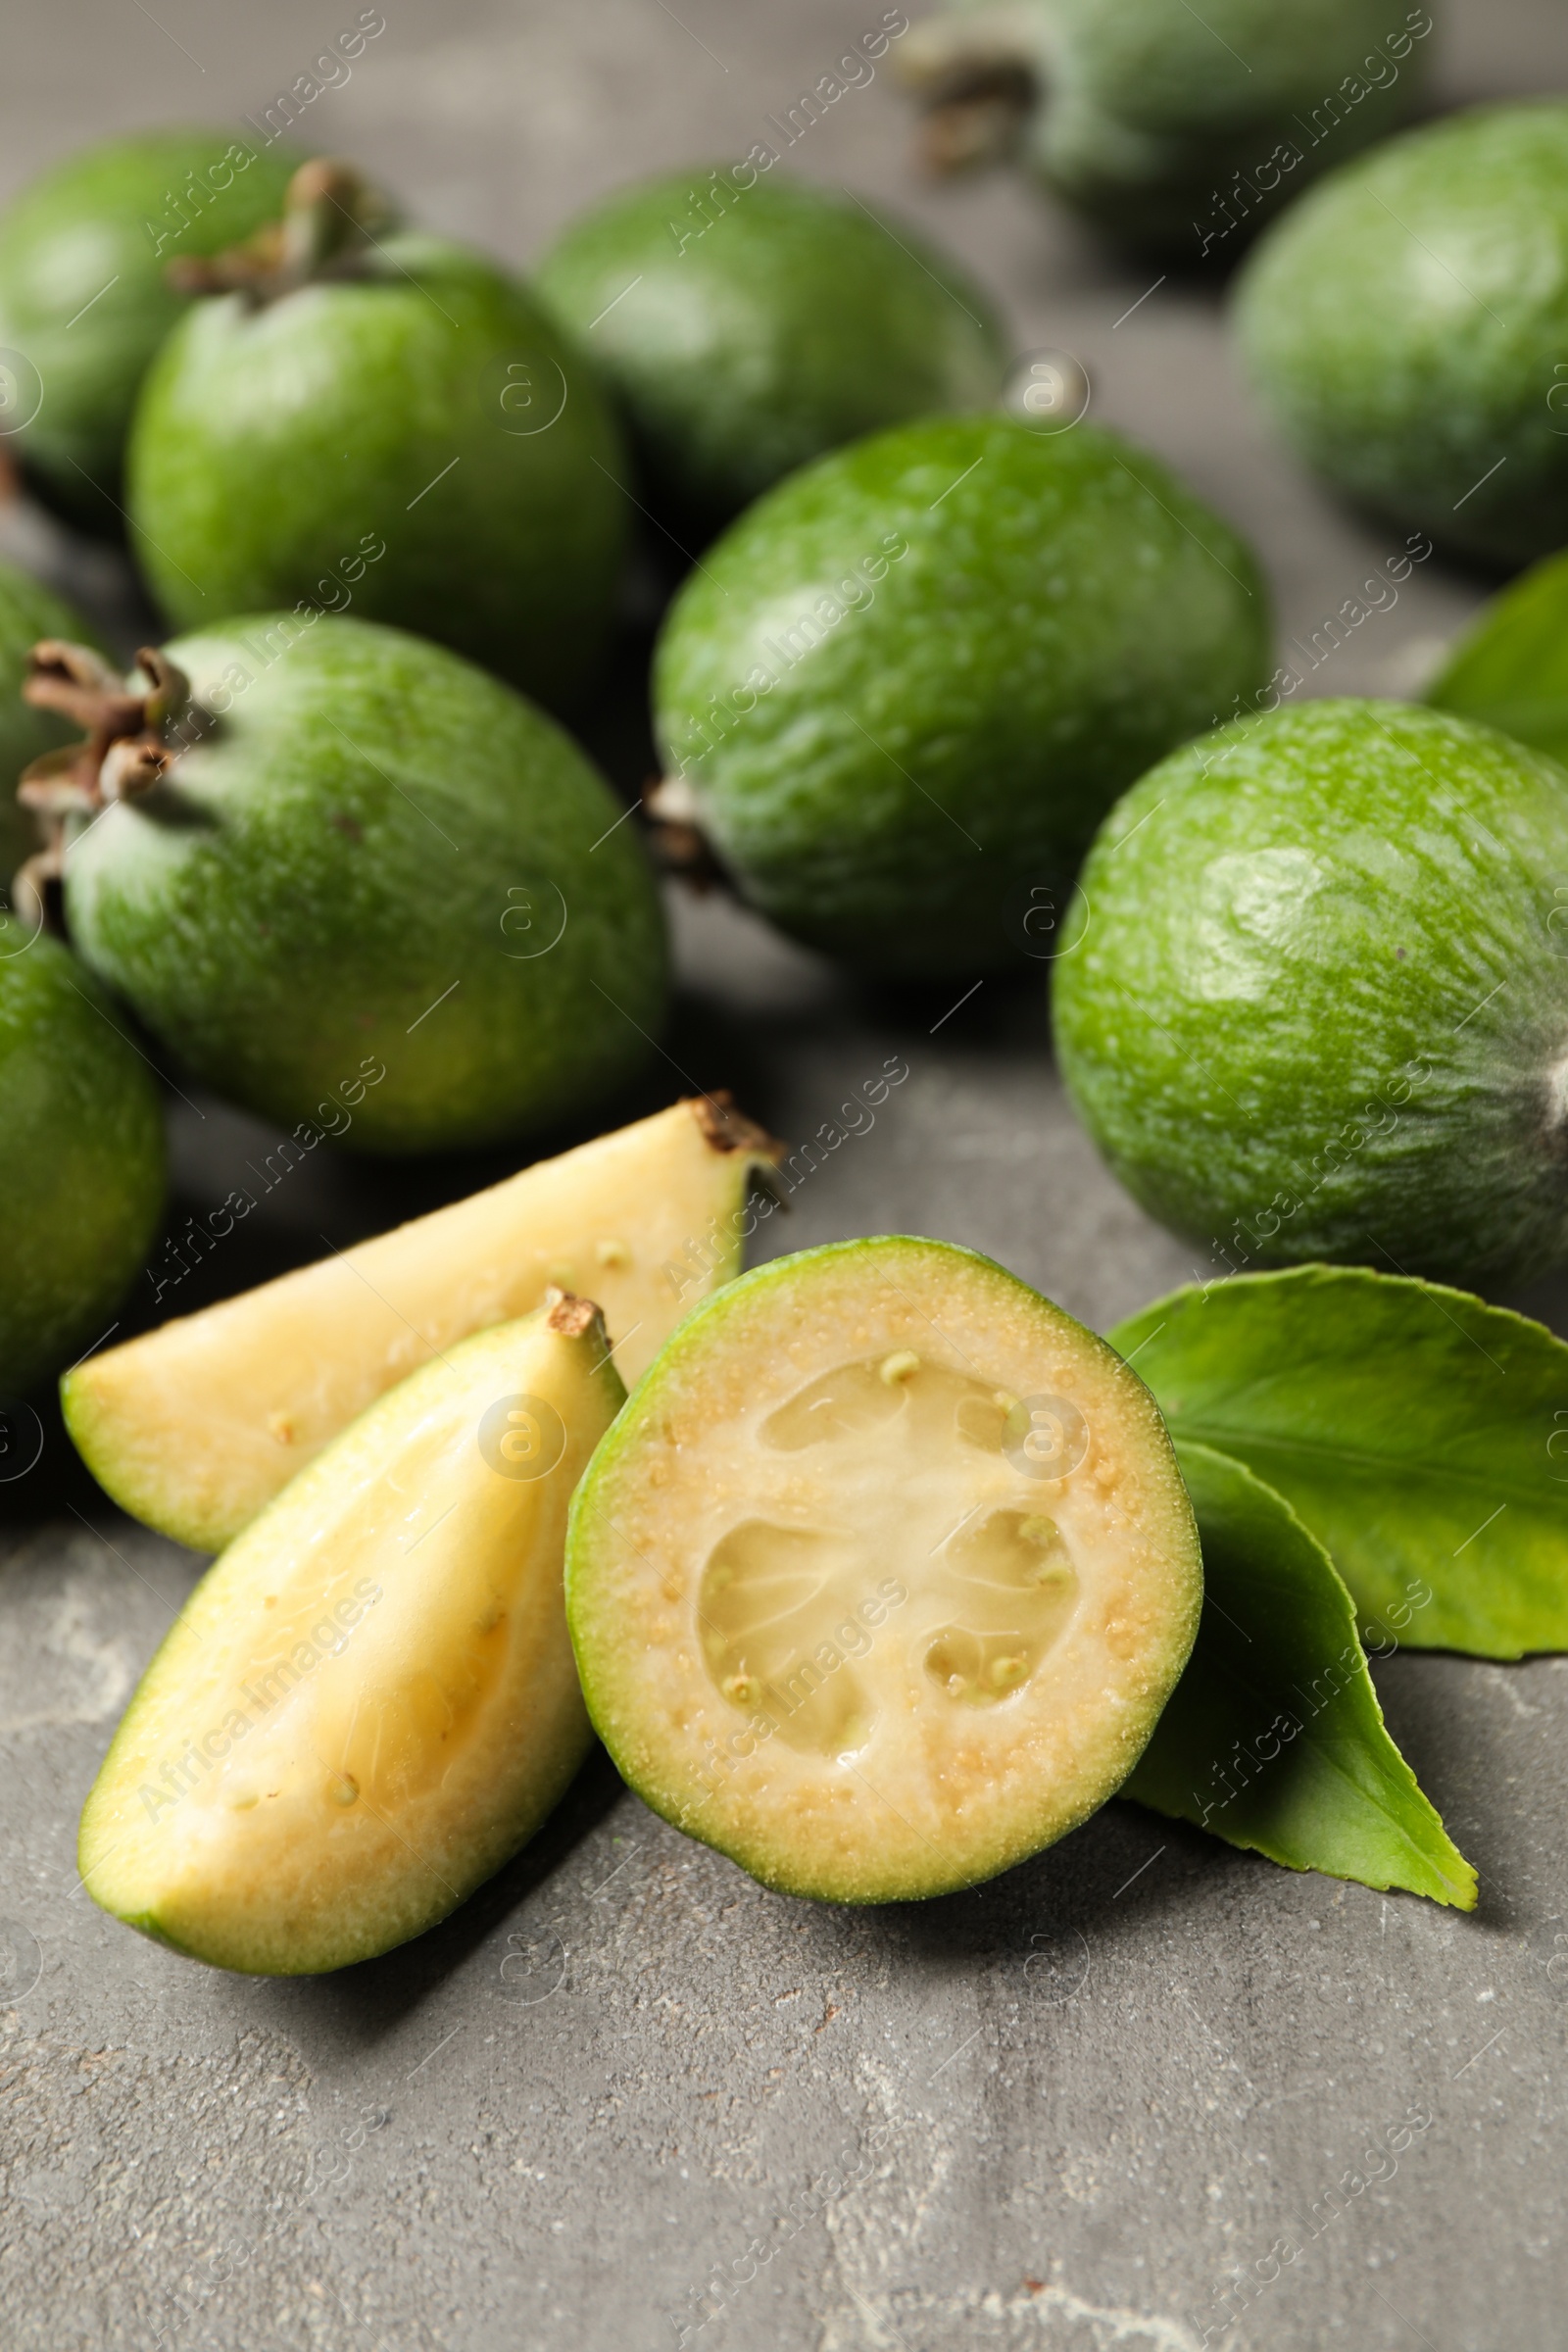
80,1293,622,1976
566,1237,1200,1903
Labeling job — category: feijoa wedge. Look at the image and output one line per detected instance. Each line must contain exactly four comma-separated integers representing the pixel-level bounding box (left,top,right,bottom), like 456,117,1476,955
566,1237,1200,1904
79,1294,622,1976
66,1096,782,1553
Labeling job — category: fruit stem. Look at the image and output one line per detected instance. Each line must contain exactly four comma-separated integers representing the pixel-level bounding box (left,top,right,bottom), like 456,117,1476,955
167,160,391,304
641,775,731,893
893,8,1039,175
12,641,192,933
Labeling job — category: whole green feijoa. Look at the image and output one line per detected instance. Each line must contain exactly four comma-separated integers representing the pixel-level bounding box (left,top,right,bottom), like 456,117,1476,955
899,0,1430,252
126,165,628,712
1053,700,1568,1291
651,414,1269,976
534,170,1008,541
1236,102,1568,566
0,130,303,535
41,615,667,1153
0,932,165,1398
0,559,107,893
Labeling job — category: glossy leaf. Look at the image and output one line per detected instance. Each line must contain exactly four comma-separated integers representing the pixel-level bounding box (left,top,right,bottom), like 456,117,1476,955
1426,545,1568,766
1111,1265,1568,1659
1127,1443,1476,1908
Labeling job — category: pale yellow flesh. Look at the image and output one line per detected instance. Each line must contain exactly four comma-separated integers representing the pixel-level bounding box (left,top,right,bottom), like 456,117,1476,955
78,1308,623,1975
571,1244,1201,1903
64,1100,774,1551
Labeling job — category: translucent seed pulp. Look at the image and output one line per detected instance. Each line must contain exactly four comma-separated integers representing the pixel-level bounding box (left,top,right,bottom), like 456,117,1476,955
697,1353,1083,1758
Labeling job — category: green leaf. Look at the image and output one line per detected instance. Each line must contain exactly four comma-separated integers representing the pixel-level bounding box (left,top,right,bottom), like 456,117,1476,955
1427,544,1568,767
1126,1443,1476,1908
1110,1265,1568,1660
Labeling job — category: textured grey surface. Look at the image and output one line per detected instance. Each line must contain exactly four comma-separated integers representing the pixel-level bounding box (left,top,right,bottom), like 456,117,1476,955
5,4,1568,2348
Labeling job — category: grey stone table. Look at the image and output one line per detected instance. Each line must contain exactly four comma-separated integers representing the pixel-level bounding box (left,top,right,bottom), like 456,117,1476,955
5,3,1568,2346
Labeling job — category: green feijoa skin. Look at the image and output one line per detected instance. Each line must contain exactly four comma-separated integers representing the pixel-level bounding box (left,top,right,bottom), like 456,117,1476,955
1127,1442,1475,1908
565,1235,1202,1906
1054,698,1568,1291
1426,547,1568,769
651,414,1269,977
899,0,1428,251
125,165,628,713
1236,101,1568,566
0,130,303,535
534,169,1009,542
44,616,667,1154
1113,1266,1568,1661
0,559,107,892
0,931,166,1398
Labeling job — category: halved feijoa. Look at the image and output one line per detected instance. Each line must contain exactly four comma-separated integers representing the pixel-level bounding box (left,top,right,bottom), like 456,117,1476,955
64,1095,781,1554
565,1238,1200,1904
79,1294,622,1976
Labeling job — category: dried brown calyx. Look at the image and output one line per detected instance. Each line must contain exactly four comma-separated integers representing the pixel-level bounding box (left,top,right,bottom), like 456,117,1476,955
543,1287,607,1343
168,158,395,304
13,640,191,933
688,1091,785,1165
893,11,1039,175
640,773,730,893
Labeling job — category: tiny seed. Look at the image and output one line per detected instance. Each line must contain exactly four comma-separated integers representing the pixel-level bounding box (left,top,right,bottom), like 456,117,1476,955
329,1774,360,1806
989,1654,1027,1689
879,1349,921,1386
1018,1515,1060,1546
267,1411,295,1446
722,1672,760,1706
596,1238,631,1268
226,1788,259,1811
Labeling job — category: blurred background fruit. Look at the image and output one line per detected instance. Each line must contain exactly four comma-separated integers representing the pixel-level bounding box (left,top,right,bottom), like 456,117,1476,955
1237,101,1568,565
897,0,1431,250
0,128,302,535
535,168,1009,545
0,556,105,893
0,928,166,1396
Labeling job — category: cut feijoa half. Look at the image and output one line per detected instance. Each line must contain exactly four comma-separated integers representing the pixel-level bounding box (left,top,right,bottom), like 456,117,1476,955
566,1238,1201,1904
79,1294,623,1975
64,1095,780,1554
